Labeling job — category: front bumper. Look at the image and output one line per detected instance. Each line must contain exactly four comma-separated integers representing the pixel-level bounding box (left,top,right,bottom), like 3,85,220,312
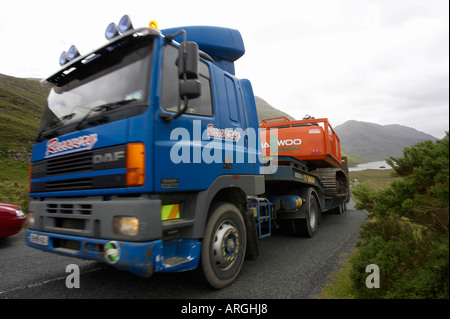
26,230,201,277
27,196,163,241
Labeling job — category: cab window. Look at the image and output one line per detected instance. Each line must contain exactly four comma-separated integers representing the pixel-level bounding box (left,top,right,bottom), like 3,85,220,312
161,44,213,116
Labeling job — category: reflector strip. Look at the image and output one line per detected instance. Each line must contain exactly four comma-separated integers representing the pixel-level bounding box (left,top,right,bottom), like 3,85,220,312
161,204,180,220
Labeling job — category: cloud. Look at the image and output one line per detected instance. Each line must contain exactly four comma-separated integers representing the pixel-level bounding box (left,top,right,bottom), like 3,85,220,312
236,1,449,138
0,0,448,138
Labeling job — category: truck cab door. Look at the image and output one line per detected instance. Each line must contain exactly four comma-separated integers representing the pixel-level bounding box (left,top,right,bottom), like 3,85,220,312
221,74,251,173
153,43,219,192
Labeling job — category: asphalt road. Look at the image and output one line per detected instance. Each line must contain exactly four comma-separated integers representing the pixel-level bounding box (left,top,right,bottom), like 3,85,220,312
0,198,366,300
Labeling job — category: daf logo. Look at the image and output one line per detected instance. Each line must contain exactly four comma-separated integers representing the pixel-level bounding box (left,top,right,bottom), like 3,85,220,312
93,151,125,164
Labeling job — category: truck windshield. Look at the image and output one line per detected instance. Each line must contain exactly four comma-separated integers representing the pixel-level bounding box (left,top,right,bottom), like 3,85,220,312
37,33,154,142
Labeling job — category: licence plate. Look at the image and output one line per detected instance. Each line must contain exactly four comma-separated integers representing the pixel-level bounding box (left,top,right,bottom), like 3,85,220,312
29,233,49,246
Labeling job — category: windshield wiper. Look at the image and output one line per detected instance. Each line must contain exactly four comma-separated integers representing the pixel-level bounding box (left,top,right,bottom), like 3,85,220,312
76,99,136,130
36,99,140,141
45,113,77,130
36,113,77,141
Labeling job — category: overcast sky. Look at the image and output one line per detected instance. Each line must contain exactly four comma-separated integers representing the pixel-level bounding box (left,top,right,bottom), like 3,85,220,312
0,0,448,138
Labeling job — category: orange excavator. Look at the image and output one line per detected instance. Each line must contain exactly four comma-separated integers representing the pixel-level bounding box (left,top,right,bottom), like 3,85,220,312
260,115,349,198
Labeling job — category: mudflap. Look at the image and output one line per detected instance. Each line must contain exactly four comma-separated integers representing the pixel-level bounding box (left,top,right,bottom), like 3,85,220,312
243,210,259,260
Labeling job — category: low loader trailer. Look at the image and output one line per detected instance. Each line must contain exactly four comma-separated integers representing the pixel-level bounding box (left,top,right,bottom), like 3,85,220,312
26,15,349,288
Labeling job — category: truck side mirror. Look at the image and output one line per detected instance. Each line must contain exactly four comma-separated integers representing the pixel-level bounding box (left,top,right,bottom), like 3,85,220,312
179,80,201,100
178,42,199,80
178,41,201,101
161,40,202,122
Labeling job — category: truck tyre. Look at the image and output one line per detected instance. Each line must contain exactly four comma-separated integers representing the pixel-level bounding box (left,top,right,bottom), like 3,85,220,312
200,202,247,289
293,194,319,237
278,189,319,238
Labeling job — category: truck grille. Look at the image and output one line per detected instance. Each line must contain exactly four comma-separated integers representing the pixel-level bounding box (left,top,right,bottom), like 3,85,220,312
46,152,92,176
47,203,93,215
53,238,81,252
46,178,93,191
55,218,86,231
45,203,93,234
30,145,127,193
31,151,93,178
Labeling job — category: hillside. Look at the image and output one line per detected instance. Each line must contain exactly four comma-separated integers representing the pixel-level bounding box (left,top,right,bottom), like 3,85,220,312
0,74,294,161
254,96,296,123
0,73,49,160
335,120,438,161
1,73,438,168
0,73,50,207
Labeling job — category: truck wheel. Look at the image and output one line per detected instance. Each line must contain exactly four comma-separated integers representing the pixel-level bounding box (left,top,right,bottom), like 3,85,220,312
293,192,319,238
200,202,247,289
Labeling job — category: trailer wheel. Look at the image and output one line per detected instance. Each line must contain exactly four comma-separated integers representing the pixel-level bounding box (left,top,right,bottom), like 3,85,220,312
294,194,319,237
200,202,247,289
279,191,319,237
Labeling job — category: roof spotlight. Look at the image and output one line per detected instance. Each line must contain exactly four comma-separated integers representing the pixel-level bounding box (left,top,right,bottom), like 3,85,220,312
59,51,68,66
118,15,133,33
67,45,80,60
105,22,120,40
149,20,159,30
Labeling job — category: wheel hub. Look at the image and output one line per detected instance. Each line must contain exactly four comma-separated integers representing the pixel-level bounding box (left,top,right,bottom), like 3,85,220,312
213,222,240,270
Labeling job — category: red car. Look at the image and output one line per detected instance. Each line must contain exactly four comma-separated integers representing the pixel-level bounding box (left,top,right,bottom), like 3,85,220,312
0,202,27,238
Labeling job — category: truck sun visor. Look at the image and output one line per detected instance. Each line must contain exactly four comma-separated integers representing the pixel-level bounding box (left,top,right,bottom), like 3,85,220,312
161,26,245,75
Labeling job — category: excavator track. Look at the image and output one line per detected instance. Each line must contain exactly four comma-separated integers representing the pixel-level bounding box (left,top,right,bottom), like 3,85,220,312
311,168,349,198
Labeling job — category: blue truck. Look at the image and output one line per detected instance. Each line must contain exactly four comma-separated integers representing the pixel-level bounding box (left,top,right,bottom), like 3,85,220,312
26,16,349,289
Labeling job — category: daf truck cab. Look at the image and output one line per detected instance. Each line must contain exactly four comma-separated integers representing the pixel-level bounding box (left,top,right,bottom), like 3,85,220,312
27,16,263,289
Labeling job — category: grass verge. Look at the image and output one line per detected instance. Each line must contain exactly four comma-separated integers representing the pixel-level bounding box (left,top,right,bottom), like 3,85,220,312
318,169,400,299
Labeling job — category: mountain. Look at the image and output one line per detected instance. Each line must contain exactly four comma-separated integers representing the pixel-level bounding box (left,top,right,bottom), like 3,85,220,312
335,120,439,162
254,96,296,123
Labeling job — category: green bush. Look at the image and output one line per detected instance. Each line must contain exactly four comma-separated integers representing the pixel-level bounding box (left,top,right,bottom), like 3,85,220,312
0,157,30,210
0,179,30,211
350,134,449,299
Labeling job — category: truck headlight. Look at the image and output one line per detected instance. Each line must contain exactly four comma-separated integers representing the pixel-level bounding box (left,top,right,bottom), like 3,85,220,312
27,212,35,227
114,216,139,236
